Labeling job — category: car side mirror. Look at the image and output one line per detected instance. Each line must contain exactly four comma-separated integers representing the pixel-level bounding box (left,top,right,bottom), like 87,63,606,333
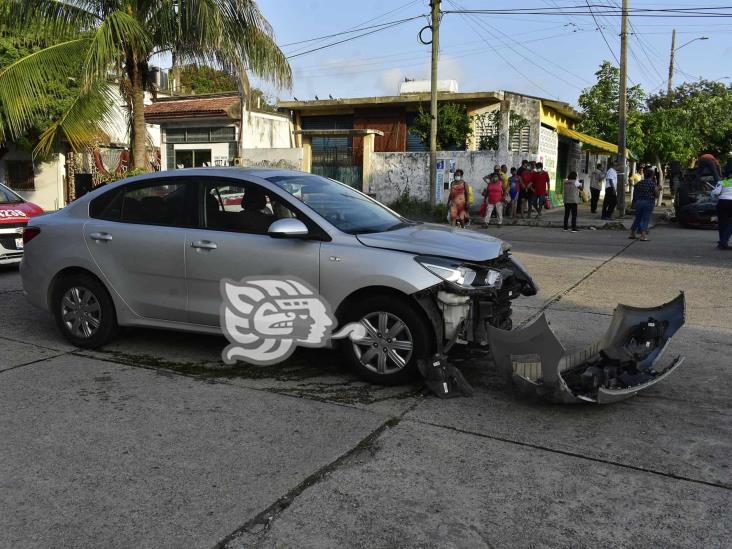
267,218,309,238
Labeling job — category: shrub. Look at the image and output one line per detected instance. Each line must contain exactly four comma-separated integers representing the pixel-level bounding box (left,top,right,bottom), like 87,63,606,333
388,187,448,223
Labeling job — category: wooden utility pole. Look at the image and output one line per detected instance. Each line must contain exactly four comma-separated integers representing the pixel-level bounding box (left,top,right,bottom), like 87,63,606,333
667,29,676,99
617,0,629,216
429,0,440,203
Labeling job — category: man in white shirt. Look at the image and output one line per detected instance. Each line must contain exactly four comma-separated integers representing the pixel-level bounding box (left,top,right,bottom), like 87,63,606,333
589,163,605,213
602,162,618,220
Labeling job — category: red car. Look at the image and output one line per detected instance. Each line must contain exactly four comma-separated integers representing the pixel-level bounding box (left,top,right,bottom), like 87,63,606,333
0,182,44,265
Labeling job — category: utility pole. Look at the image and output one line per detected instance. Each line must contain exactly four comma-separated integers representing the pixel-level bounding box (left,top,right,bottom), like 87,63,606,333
429,0,440,203
667,29,676,99
617,0,629,216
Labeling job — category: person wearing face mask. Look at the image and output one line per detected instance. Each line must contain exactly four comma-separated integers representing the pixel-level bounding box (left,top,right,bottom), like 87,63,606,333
482,172,505,227
448,169,470,227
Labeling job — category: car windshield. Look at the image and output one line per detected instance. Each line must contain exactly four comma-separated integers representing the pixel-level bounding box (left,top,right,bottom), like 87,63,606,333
266,173,410,234
0,183,23,204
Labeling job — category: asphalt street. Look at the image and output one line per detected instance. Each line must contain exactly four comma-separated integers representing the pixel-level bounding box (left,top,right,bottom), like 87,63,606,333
0,223,730,548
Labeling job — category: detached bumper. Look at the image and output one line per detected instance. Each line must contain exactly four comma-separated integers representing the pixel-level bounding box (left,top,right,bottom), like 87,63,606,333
487,293,686,404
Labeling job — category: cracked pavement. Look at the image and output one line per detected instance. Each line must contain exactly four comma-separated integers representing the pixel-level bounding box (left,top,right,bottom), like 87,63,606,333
0,224,730,548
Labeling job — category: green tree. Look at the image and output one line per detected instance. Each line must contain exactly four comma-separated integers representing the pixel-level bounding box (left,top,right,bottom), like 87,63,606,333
578,61,646,158
0,31,79,156
643,80,732,164
0,0,291,169
178,64,237,94
177,64,278,111
410,102,473,150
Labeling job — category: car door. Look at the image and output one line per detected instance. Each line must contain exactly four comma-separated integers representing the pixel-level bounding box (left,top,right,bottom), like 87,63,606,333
185,177,322,326
84,177,194,321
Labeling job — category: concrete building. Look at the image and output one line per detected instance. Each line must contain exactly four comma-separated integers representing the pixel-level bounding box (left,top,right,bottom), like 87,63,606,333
279,83,621,202
144,92,294,171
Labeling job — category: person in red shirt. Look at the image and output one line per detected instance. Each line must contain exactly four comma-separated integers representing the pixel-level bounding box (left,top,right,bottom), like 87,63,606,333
532,162,550,217
519,161,534,218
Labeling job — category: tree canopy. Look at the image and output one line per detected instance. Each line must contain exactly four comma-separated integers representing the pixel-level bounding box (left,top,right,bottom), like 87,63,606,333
0,30,79,156
0,0,291,168
577,60,646,159
578,60,732,165
410,103,473,150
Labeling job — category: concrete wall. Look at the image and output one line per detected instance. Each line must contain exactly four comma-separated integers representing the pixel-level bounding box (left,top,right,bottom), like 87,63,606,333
239,148,304,171
502,92,541,158
241,110,293,149
367,150,526,205
0,148,65,211
538,126,559,188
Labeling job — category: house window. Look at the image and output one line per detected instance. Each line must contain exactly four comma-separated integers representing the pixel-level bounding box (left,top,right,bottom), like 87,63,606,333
175,149,212,168
165,127,236,143
186,128,210,142
475,111,499,150
6,160,35,191
210,127,236,141
509,124,531,154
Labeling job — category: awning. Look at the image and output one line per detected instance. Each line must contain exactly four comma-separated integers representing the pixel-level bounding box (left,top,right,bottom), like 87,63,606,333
556,126,636,159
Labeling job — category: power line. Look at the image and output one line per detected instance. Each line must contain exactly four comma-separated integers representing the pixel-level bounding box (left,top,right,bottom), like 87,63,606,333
586,0,620,65
285,17,424,60
446,0,561,98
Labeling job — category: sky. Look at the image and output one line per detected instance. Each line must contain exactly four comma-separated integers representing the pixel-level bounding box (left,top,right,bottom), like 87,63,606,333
251,0,732,107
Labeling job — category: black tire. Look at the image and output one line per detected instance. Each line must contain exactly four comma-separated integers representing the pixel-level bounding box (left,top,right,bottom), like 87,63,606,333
51,273,118,348
338,294,434,385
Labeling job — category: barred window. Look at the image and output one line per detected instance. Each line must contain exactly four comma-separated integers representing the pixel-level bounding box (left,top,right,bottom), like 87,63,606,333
475,111,499,151
6,160,35,191
509,123,531,154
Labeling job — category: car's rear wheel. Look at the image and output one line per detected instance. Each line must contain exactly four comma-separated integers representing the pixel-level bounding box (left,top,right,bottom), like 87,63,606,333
52,273,117,348
339,294,434,385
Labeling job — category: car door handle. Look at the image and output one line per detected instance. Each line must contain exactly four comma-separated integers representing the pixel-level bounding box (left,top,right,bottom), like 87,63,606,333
190,240,218,250
89,232,113,242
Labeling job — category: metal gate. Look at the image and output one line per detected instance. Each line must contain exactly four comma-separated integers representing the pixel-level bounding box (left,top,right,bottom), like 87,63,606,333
312,145,362,188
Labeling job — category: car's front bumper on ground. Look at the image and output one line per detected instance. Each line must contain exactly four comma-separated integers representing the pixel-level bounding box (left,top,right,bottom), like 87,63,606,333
487,293,686,404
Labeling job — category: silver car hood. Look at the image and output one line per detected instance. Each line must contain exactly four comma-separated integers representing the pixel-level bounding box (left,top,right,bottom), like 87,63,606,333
356,223,504,262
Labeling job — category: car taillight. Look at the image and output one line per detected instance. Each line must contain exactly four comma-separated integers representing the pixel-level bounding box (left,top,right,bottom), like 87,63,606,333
23,226,41,244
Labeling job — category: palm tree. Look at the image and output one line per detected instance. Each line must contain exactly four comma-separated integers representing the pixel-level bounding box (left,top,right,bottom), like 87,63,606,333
0,0,291,169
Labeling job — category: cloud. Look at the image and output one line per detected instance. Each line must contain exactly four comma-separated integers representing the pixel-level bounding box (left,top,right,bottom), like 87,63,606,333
378,68,405,95
439,56,465,84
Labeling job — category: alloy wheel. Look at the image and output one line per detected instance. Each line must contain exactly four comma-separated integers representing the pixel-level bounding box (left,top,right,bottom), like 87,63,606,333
61,286,102,339
353,311,414,375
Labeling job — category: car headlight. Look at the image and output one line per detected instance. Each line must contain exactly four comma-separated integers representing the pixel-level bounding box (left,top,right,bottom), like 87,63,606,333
416,256,502,290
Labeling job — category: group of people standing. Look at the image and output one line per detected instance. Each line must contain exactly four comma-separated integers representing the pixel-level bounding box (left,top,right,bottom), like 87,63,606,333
447,160,551,228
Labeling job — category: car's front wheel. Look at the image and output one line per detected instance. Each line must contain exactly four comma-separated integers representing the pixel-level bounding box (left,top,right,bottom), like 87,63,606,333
52,273,117,348
339,294,434,385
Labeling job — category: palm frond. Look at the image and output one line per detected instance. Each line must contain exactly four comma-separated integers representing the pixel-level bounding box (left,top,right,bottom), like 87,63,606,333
83,10,151,86
0,37,90,141
35,80,115,155
163,0,291,90
0,0,101,39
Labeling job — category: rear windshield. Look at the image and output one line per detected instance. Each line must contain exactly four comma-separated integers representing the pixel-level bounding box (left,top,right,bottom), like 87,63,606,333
0,183,23,204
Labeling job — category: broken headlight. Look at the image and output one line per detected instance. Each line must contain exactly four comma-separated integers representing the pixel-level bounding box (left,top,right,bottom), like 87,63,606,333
416,256,503,290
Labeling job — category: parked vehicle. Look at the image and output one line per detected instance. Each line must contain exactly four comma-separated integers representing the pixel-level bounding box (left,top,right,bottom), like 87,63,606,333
674,169,718,228
20,168,537,384
0,182,44,265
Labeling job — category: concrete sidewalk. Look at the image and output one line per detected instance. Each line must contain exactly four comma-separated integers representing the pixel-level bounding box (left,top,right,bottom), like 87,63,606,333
473,200,672,230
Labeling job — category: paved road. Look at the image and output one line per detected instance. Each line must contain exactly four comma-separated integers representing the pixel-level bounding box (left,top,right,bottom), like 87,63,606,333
1,224,730,548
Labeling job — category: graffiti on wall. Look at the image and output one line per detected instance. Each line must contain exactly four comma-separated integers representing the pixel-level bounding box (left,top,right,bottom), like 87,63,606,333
538,126,558,189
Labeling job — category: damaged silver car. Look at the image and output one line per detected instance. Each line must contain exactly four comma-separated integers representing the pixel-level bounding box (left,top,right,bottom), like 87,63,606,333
21,168,536,385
